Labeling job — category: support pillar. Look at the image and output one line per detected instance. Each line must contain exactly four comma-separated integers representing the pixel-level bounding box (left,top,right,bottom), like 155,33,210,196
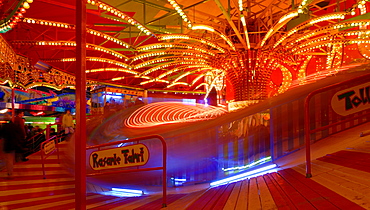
75,0,87,209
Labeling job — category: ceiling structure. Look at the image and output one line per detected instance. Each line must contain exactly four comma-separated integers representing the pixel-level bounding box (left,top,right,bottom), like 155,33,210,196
0,0,369,102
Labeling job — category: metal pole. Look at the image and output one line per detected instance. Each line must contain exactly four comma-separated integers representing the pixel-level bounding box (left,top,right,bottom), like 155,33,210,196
76,0,87,209
162,137,167,208
11,88,15,122
304,97,312,178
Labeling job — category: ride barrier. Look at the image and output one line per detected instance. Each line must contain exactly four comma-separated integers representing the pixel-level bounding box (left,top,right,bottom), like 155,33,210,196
304,73,370,178
86,134,168,208
40,135,61,179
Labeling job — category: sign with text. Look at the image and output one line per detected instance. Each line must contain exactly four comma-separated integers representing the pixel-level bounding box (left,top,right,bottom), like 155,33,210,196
43,140,56,155
331,82,370,116
89,144,149,170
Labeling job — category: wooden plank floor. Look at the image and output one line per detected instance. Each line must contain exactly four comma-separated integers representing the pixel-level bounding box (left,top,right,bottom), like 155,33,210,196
1,124,370,209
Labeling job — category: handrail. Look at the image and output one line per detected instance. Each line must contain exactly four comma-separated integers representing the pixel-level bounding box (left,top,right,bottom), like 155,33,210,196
27,123,61,153
86,134,167,208
40,135,61,179
304,73,370,178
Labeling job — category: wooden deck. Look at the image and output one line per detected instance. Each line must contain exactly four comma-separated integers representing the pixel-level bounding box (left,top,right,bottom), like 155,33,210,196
1,125,370,209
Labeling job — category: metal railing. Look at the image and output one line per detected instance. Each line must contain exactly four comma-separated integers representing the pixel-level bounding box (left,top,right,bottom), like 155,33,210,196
40,135,61,179
85,134,168,208
27,123,61,153
304,73,370,178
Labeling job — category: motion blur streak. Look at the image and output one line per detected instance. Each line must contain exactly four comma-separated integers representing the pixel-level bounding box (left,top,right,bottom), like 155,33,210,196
124,102,227,128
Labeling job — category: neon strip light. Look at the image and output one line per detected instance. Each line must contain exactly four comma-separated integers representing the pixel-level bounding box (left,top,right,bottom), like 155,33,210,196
111,188,143,194
210,164,277,187
171,178,187,182
222,156,272,172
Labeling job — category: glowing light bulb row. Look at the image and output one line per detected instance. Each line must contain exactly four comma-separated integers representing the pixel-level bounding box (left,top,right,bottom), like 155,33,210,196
274,12,348,48
333,20,370,29
356,0,369,10
10,40,76,46
194,83,207,90
190,74,204,86
308,13,345,25
86,68,139,75
137,43,215,56
172,72,191,83
191,24,237,51
158,34,225,53
192,25,214,32
287,19,370,48
238,0,244,11
297,0,311,13
261,11,299,47
46,57,131,69
325,44,334,69
134,57,177,69
87,29,130,48
111,76,125,81
141,61,210,76
295,39,370,54
278,11,299,24
167,82,189,88
131,50,210,62
157,65,210,80
330,44,343,69
0,0,31,33
291,30,370,52
140,79,169,85
87,0,155,37
23,18,74,29
277,64,292,94
87,43,128,60
167,0,192,28
23,18,130,48
13,40,127,59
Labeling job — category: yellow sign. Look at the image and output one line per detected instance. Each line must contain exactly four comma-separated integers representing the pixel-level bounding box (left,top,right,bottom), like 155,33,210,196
89,144,149,170
331,82,370,116
43,140,56,155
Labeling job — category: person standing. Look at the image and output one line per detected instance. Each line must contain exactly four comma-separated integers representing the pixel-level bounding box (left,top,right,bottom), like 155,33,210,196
62,109,74,135
13,110,26,140
0,114,23,178
13,110,28,161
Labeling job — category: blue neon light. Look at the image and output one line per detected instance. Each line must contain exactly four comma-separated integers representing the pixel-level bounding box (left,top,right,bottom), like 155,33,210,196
210,164,277,187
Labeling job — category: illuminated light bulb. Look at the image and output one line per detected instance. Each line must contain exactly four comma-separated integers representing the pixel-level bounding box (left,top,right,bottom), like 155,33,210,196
26,0,33,3
23,2,30,9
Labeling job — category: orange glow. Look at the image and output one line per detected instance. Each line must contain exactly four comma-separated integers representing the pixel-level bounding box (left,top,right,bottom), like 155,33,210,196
124,102,227,128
